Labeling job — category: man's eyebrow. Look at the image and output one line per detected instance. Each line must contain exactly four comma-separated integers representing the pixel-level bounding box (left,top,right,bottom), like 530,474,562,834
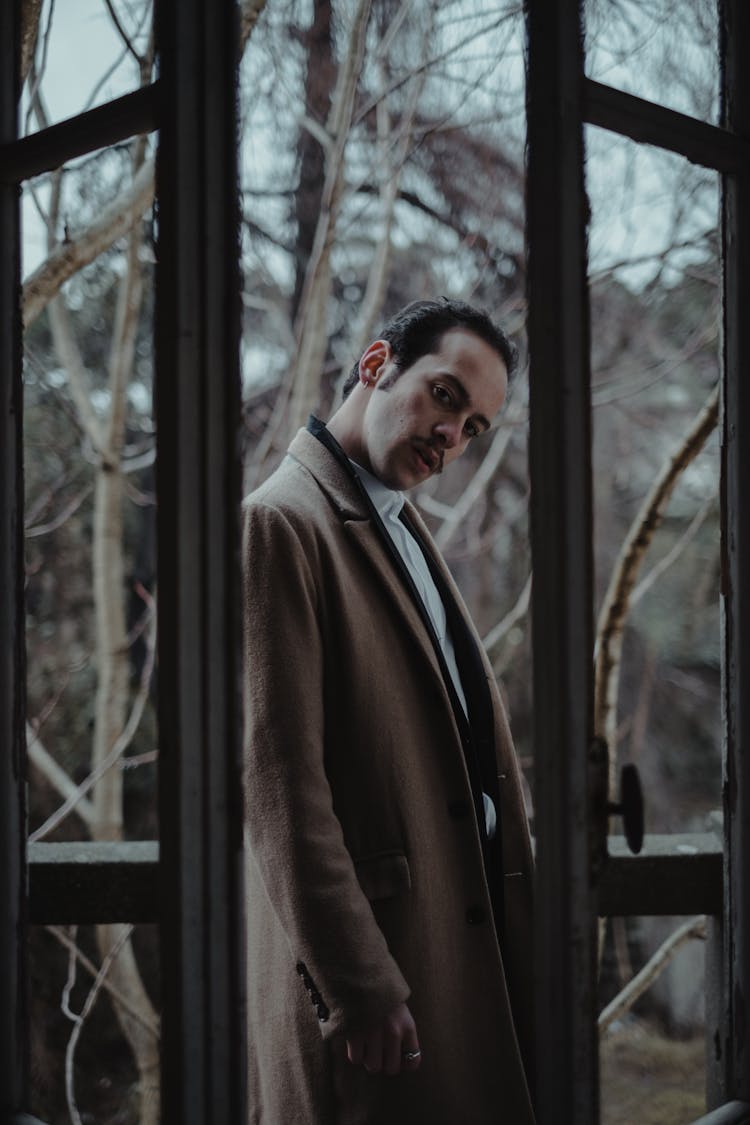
439,372,491,432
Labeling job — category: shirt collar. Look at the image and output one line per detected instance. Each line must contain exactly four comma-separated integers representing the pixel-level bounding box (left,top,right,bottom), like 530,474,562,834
351,460,405,521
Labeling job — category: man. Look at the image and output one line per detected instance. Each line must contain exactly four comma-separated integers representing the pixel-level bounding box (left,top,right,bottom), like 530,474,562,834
242,299,535,1124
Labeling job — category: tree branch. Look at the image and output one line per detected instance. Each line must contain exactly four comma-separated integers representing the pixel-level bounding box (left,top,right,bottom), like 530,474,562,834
594,385,719,795
598,916,706,1033
24,482,94,538
344,5,432,367
22,157,155,329
240,0,268,53
28,599,156,843
47,925,160,1039
435,405,521,551
20,0,44,85
62,923,135,1125
248,0,373,479
26,723,95,827
352,8,519,127
106,200,146,455
630,495,715,611
102,0,143,66
47,298,110,454
24,0,55,130
483,572,532,663
354,181,521,273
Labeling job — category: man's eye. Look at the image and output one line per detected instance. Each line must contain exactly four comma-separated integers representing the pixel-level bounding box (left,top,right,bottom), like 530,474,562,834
434,385,452,405
465,421,480,438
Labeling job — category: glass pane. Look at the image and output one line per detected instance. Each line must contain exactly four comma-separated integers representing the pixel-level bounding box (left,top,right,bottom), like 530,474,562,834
584,0,719,125
239,1,532,761
587,126,721,837
587,122,719,1118
24,136,158,847
22,1,159,1110
599,915,708,1123
21,0,153,132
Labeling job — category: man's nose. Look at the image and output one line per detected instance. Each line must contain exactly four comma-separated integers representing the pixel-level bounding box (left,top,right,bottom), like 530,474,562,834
433,420,462,448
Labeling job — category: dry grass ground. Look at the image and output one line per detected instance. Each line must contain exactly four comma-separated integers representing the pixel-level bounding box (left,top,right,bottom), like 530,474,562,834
600,1018,706,1125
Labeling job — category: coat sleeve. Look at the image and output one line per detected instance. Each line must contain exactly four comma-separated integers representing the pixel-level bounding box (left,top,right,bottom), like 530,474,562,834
242,498,410,1038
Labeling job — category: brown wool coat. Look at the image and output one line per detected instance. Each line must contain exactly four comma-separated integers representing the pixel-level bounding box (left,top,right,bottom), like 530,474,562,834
242,427,536,1125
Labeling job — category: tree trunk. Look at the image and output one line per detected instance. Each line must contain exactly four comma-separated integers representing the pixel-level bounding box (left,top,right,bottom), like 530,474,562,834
291,0,335,323
90,214,161,1124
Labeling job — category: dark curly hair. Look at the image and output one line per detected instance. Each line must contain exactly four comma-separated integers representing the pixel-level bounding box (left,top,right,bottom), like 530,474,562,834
341,298,517,399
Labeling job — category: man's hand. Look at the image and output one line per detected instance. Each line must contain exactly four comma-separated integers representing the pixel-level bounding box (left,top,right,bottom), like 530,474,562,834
345,1002,421,1076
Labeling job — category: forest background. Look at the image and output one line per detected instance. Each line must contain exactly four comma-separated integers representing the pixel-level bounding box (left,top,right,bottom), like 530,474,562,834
19,0,721,1122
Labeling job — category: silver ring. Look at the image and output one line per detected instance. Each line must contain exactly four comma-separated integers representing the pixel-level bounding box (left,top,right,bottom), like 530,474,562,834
402,1049,421,1062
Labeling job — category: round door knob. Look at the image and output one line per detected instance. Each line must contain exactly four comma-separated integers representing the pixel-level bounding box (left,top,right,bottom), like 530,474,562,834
607,763,644,854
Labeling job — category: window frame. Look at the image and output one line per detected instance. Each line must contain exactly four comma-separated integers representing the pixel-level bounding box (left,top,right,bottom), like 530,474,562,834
0,0,245,1120
526,0,750,1120
1,0,748,1121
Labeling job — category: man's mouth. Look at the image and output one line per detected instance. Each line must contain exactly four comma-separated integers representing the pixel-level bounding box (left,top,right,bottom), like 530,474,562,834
414,443,442,475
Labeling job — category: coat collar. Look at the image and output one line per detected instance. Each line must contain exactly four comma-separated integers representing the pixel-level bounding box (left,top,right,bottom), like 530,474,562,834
291,416,493,732
286,419,454,697
285,423,369,521
287,419,476,658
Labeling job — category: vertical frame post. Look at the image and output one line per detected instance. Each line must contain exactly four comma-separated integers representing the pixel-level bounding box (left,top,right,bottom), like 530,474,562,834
0,0,27,1115
720,0,750,1105
155,0,245,1121
525,0,599,1121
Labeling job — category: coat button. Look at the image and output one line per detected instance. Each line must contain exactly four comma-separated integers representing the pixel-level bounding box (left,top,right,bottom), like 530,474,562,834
466,905,486,925
316,1003,329,1022
448,800,471,820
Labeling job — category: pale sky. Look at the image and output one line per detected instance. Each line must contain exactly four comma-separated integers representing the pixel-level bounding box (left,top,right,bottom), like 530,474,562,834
21,0,718,291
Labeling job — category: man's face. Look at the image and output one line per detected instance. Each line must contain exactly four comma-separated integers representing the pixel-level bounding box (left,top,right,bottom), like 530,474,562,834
357,327,508,491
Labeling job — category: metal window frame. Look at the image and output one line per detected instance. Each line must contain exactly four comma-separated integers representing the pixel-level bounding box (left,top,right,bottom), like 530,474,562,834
720,0,750,1108
525,0,599,1119
526,0,750,1121
0,85,159,182
2,0,748,1121
1,0,27,1116
1,0,246,1121
153,0,245,1120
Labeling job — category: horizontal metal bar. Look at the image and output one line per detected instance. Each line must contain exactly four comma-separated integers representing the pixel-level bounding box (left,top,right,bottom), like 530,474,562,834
0,83,158,184
600,833,722,916
583,78,750,173
27,841,158,924
27,835,723,923
689,1102,750,1124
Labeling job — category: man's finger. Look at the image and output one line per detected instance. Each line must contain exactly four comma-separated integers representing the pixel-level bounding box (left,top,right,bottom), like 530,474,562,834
400,1027,422,1071
363,1027,384,1073
346,1032,364,1067
382,1025,403,1077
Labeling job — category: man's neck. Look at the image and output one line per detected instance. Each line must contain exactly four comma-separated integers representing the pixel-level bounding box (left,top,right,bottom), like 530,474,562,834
325,391,369,468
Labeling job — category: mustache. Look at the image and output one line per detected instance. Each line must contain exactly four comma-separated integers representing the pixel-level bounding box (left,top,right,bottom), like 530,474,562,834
415,439,444,474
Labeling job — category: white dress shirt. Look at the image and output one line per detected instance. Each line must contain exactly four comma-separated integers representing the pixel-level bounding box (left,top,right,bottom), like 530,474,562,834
353,462,497,840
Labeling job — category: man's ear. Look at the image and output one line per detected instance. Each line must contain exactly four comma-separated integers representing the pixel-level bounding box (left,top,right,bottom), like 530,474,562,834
358,339,392,386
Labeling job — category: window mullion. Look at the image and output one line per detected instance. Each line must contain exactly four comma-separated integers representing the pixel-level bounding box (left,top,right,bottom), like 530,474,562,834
0,84,158,184
0,0,27,1115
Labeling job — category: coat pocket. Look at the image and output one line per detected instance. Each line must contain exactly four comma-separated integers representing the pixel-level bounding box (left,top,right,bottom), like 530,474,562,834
353,851,411,902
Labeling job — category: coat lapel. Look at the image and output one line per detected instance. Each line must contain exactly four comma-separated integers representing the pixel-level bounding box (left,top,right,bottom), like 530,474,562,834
288,425,456,707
